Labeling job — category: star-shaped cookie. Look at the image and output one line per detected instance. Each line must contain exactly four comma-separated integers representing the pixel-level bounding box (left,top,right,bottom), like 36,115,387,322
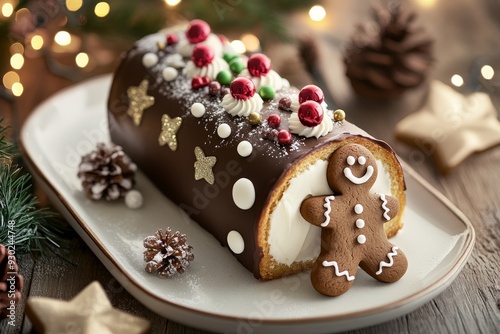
395,80,500,173
127,79,155,126
26,281,150,334
158,114,182,151
194,146,217,184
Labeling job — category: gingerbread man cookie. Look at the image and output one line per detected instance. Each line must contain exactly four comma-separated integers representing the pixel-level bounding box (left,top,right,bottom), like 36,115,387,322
300,143,407,296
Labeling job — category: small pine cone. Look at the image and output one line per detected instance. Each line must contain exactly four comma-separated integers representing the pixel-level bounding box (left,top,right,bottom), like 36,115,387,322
77,143,137,201
143,228,194,278
0,244,23,319
344,3,434,100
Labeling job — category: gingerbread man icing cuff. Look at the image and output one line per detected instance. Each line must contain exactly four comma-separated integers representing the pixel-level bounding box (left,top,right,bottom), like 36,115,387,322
300,144,408,296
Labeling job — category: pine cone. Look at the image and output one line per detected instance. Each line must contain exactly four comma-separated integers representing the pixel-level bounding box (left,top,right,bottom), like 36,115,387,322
344,3,434,100
143,228,194,278
78,143,136,201
0,244,23,319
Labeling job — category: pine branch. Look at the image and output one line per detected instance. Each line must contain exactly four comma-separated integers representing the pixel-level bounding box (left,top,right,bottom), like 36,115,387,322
0,119,14,163
0,164,69,254
0,119,70,254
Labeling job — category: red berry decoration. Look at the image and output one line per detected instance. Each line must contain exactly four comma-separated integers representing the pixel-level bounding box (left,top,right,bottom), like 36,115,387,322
192,76,211,89
298,85,324,104
166,33,178,46
279,96,292,111
298,100,324,127
230,77,256,100
267,114,281,128
208,81,221,95
277,130,292,145
186,19,211,44
192,45,214,67
247,53,271,77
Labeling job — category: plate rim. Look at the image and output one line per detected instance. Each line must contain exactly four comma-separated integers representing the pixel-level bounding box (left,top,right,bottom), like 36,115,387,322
19,74,476,325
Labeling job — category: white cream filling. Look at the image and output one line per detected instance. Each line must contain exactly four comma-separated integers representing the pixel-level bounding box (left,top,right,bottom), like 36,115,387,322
268,159,392,265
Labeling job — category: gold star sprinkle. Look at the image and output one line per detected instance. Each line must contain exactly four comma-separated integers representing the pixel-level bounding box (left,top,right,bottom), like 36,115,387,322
158,114,182,151
127,79,155,126
26,281,151,334
194,146,217,185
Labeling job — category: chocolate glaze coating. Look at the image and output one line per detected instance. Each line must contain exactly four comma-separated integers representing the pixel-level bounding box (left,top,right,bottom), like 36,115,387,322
107,36,401,278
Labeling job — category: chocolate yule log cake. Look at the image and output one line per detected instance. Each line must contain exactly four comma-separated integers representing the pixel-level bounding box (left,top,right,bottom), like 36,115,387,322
108,20,406,280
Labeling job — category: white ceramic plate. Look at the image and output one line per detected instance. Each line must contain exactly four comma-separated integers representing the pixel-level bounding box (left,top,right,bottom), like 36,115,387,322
20,75,475,334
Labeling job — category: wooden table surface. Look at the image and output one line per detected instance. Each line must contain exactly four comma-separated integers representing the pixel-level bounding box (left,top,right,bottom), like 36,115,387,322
1,0,499,333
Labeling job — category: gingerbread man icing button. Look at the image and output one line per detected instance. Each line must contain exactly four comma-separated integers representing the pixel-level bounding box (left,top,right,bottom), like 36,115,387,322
300,143,408,296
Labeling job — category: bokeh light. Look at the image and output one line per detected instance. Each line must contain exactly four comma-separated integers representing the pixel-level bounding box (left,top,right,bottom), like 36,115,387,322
94,2,110,17
309,5,326,22
10,54,24,70
66,0,83,11
481,65,494,80
10,42,24,55
75,52,89,68
1,3,14,18
3,71,20,90
241,34,260,53
165,0,181,6
230,40,246,54
12,82,24,97
31,35,44,50
415,0,437,8
451,74,464,87
55,31,71,46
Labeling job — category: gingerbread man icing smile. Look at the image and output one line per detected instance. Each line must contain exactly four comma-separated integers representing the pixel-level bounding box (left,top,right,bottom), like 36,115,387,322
300,143,408,296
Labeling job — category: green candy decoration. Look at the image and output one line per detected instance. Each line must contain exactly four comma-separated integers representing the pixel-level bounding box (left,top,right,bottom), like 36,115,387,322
229,59,245,74
223,53,239,63
216,70,233,85
259,85,275,100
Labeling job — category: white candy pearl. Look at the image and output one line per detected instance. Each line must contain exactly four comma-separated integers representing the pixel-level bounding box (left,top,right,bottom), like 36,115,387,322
357,234,367,244
217,123,231,138
227,230,244,254
356,219,365,229
232,178,255,210
142,53,158,68
162,67,178,82
125,190,143,209
237,141,252,157
191,103,206,118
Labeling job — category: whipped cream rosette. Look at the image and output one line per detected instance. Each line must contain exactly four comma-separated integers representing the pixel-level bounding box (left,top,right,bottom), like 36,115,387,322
183,45,229,80
221,77,263,117
289,85,334,139
177,19,224,57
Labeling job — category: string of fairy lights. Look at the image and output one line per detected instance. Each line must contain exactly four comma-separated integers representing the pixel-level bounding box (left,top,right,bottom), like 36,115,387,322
1,0,111,97
1,0,496,99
